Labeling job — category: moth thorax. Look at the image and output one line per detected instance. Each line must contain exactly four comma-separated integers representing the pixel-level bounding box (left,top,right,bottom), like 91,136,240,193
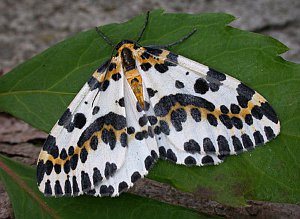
121,48,136,71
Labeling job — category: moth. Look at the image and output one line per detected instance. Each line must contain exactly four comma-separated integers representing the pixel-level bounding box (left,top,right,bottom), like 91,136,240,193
36,12,280,197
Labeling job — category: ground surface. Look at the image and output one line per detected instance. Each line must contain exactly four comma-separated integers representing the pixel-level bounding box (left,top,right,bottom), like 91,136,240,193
0,0,300,218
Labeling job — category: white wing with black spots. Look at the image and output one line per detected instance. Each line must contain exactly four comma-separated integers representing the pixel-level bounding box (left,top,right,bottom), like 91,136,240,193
37,60,129,197
138,47,280,161
91,75,159,197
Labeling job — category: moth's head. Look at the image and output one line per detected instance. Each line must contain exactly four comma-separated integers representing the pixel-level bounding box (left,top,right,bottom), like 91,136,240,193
115,40,137,51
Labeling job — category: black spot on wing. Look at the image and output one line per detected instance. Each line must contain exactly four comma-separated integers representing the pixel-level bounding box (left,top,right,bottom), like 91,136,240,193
184,139,200,153
191,108,201,122
253,130,264,145
92,106,100,115
64,160,70,174
108,62,117,71
73,113,86,129
245,114,253,126
202,155,214,164
184,156,196,166
207,68,226,81
231,116,243,129
80,147,88,163
166,149,177,162
135,132,144,141
36,160,45,186
88,77,100,91
264,126,275,140
148,116,158,125
43,135,57,155
127,127,135,134
219,114,233,129
104,130,117,148
81,171,91,191
70,154,78,170
102,80,110,91
154,63,169,73
230,104,241,114
159,120,170,135
72,176,80,195
138,114,148,127
207,114,218,126
45,160,53,175
120,133,128,147
100,185,114,196
112,73,121,81
203,138,215,153
145,47,163,56
90,136,98,150
93,167,103,185
104,162,117,178
140,63,152,71
241,133,254,149
217,135,230,155
170,108,187,131
44,180,52,195
206,68,226,92
64,179,72,195
147,88,157,98
251,106,263,120
194,78,209,94
151,150,158,159
154,94,215,117
220,105,229,114
86,189,96,196
144,155,155,170
236,83,255,108
148,126,154,138
54,164,61,174
68,146,74,156
142,130,149,139
260,102,279,124
49,145,59,159
131,171,141,183
159,146,166,158
60,149,67,160
88,77,110,92
237,96,249,108
175,80,184,89
154,126,161,135
118,181,128,193
232,136,243,153
166,52,178,65
118,97,125,107
54,180,63,196
58,108,72,127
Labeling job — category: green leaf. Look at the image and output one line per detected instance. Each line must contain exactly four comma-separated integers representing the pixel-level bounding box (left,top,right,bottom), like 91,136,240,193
0,10,299,206
0,155,211,219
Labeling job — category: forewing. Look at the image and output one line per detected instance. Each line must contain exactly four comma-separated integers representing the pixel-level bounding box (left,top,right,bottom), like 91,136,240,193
37,59,129,196
136,47,280,165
